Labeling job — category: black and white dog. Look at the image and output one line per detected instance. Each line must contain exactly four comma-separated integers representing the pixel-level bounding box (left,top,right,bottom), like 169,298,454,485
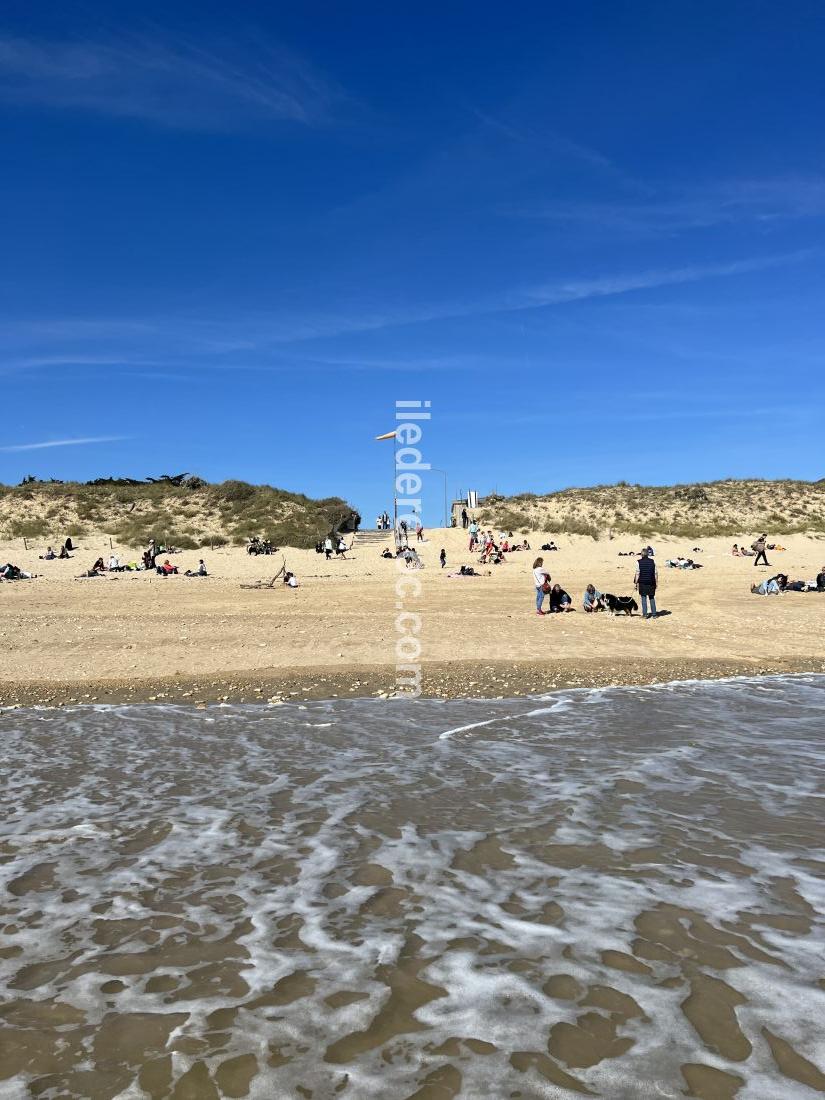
602,593,639,615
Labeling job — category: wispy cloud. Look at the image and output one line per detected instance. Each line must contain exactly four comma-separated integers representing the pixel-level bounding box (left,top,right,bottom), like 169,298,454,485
0,249,810,372
0,33,342,129
513,251,809,312
0,436,130,452
513,178,825,236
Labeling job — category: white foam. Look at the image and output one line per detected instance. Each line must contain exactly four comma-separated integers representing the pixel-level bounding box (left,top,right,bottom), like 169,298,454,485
0,678,823,1097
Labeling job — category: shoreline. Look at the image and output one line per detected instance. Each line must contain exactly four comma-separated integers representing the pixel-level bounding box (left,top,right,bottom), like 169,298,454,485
2,655,823,708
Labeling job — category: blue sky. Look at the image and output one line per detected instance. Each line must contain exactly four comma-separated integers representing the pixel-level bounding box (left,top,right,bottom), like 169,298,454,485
1,0,824,524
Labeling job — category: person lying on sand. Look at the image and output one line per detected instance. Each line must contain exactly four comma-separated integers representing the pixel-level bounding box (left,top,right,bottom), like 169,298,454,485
1,563,35,580
77,560,106,578
447,565,486,577
583,584,606,612
751,578,780,595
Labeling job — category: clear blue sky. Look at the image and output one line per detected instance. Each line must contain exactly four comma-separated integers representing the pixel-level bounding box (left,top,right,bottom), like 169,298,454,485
2,1,823,525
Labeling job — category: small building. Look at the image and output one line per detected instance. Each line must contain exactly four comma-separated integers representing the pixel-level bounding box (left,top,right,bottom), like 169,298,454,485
450,490,478,527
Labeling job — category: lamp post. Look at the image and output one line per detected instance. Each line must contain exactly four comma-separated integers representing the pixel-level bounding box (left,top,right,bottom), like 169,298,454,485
430,468,449,529
375,430,398,533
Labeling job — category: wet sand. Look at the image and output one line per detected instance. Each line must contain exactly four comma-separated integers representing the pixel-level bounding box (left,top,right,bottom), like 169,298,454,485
1,679,824,1097
2,655,824,708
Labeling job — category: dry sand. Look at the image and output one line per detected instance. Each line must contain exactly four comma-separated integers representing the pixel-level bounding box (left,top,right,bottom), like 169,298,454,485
1,528,823,705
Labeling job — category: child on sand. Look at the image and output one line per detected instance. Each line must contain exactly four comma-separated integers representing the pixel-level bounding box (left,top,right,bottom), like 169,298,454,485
439,548,446,568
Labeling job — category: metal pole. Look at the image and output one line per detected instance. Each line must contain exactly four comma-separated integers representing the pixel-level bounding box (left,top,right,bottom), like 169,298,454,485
431,468,448,528
392,436,397,534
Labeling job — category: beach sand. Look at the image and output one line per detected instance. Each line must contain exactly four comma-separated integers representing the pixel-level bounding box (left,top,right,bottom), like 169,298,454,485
1,529,823,705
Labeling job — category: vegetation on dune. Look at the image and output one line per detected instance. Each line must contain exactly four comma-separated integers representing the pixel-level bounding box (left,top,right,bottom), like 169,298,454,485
479,479,825,538
0,477,359,549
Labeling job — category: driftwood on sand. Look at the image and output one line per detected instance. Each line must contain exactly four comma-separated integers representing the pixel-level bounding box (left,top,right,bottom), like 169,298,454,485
240,556,286,589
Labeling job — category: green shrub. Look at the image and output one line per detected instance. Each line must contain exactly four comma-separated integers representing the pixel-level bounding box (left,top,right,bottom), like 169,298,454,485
5,518,50,539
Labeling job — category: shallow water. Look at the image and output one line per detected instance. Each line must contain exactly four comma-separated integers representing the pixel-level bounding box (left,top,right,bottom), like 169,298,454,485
1,677,824,1099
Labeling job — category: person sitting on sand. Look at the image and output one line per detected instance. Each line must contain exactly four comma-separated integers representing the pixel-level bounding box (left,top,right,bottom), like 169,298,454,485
533,557,552,615
108,554,123,572
380,548,393,559
732,544,740,556
283,571,299,587
403,547,423,569
550,583,575,612
58,544,72,559
185,559,208,577
817,567,825,592
156,559,178,575
583,584,606,612
39,546,56,561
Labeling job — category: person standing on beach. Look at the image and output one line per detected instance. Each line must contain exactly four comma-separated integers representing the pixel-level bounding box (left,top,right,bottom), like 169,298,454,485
752,534,770,567
324,536,333,560
533,556,552,615
461,507,468,528
634,548,658,619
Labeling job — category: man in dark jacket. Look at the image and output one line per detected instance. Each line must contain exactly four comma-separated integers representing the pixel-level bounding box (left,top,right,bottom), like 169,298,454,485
752,535,770,567
634,548,659,619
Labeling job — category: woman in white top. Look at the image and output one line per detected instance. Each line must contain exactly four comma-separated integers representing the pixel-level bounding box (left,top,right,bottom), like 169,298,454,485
533,556,551,615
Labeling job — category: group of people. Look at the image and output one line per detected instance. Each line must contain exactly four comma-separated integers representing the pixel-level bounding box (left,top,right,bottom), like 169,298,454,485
733,536,786,565
533,547,660,618
468,522,531,558
38,539,74,560
76,554,208,578
316,536,350,560
665,556,702,569
751,569,825,595
375,512,392,530
247,536,278,556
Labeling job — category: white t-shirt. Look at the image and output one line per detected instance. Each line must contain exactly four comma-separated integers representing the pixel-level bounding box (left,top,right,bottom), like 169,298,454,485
533,567,547,588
